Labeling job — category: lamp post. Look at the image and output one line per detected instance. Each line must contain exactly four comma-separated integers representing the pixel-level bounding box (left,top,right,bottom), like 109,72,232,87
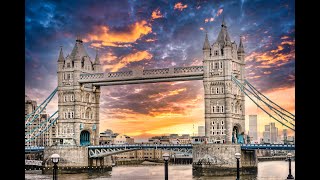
235,152,241,180
163,153,169,180
286,153,294,179
51,154,60,180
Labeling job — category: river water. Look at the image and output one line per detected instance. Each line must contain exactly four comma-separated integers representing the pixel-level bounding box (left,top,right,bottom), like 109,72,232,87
25,161,295,180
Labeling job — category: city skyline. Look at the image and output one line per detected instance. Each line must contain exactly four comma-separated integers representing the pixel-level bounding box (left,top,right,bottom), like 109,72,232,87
25,0,295,141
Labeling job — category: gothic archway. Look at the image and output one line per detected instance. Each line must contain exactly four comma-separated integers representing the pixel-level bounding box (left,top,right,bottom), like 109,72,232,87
80,130,90,146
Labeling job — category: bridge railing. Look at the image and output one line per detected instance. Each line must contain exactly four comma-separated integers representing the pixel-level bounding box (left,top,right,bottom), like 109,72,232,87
79,66,204,82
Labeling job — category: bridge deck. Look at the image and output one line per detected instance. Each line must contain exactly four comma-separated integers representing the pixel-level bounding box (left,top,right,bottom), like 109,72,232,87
78,66,204,86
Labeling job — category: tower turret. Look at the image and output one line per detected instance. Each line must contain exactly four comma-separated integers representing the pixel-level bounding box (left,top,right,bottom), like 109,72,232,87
93,49,102,72
203,32,211,58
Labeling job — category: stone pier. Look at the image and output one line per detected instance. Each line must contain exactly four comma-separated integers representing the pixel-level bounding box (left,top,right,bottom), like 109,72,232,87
192,144,257,176
42,145,112,174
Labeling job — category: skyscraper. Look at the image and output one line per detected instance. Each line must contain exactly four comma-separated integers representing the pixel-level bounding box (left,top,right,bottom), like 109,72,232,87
249,115,258,141
270,122,278,144
263,124,270,144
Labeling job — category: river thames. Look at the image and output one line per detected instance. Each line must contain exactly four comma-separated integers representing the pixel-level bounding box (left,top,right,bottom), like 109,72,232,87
25,161,295,180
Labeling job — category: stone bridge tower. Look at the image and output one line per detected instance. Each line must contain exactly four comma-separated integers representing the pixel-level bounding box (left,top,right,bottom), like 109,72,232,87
56,37,102,146
203,19,246,144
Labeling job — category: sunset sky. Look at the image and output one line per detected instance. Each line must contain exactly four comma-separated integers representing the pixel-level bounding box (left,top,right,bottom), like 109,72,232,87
25,0,295,141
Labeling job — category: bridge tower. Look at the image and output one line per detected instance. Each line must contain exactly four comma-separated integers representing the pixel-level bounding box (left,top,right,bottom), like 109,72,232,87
56,37,102,146
203,19,246,144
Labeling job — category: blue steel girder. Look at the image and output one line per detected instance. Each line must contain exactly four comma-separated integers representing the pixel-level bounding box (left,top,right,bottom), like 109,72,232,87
88,144,193,158
240,144,295,150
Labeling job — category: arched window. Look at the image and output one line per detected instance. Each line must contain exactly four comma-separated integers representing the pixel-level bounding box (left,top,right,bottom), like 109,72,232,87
86,93,90,102
231,103,234,113
214,50,219,56
221,121,224,125
64,96,67,102
212,106,215,113
217,106,220,113
221,106,224,113
71,95,74,101
221,87,224,94
85,108,91,119
221,49,224,56
71,112,74,118
212,121,214,125
216,88,219,94
68,112,71,118
220,62,223,69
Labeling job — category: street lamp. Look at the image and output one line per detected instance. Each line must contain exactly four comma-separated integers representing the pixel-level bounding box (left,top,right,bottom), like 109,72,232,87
235,153,241,180
51,154,60,180
286,153,294,179
163,153,169,180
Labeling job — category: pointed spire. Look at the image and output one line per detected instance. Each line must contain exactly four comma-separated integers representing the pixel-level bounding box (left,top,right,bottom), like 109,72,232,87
238,36,245,53
94,48,100,65
76,35,83,43
70,36,89,60
216,16,231,46
222,15,226,28
203,31,211,50
58,46,65,62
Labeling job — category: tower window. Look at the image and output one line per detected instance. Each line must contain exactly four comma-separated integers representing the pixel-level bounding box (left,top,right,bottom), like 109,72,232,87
71,95,74,101
212,121,214,125
215,62,219,69
216,88,219,94
221,49,224,56
217,106,220,113
220,62,223,69
212,106,215,113
221,121,224,125
214,50,219,56
221,106,224,113
221,87,224,94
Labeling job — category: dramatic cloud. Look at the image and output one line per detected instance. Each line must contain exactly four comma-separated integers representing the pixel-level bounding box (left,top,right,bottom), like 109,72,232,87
104,50,153,72
151,8,163,20
174,2,188,11
85,20,152,47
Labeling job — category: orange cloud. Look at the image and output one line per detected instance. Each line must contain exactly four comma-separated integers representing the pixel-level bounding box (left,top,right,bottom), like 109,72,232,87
216,8,223,17
151,8,163,20
245,39,295,66
90,42,102,48
104,50,153,72
281,36,290,40
263,71,272,75
85,20,152,47
100,52,117,63
204,18,214,23
174,2,188,11
145,38,157,42
148,88,186,100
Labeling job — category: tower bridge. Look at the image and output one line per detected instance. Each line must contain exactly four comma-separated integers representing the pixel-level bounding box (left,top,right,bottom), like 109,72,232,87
25,19,295,175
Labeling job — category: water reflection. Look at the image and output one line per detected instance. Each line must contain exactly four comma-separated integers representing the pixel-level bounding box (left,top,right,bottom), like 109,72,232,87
25,161,294,180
